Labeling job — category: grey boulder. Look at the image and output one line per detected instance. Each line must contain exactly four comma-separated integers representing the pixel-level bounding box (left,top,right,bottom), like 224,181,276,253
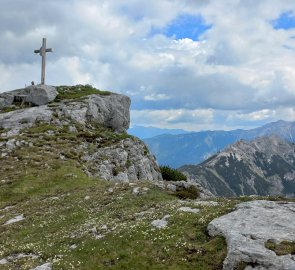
207,200,295,270
24,85,57,105
0,94,14,109
86,94,130,132
0,106,52,135
81,137,162,182
32,263,52,270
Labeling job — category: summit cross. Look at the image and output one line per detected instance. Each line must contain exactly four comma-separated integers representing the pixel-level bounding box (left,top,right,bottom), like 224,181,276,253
34,38,53,85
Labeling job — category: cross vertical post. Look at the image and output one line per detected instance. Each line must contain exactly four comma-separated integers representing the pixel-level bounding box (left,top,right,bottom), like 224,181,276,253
34,38,53,85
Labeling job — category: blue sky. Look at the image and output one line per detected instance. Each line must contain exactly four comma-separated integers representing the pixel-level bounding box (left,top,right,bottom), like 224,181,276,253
1,1,295,132
273,11,295,30
151,14,212,41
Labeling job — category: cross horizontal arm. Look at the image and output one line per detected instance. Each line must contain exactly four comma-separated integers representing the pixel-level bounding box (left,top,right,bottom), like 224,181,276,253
34,49,41,53
46,48,53,53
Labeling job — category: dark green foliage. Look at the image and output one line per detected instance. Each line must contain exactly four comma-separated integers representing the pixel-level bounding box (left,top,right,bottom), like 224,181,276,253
174,186,200,199
160,165,187,181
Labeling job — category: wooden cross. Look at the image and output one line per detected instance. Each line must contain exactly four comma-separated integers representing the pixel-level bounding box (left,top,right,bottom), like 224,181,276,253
34,38,53,85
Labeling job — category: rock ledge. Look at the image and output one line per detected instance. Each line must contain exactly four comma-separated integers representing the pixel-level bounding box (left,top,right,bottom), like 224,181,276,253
208,200,295,270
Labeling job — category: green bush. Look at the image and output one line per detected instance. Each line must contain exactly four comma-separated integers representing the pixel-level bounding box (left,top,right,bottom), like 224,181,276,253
160,165,187,181
174,186,200,200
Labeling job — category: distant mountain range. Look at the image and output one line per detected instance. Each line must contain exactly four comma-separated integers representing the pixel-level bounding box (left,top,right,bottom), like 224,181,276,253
144,120,295,168
179,135,295,197
128,125,189,139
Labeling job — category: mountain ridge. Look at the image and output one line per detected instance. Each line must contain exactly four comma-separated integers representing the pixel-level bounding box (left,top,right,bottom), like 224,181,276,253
128,125,189,139
179,135,295,197
144,120,295,168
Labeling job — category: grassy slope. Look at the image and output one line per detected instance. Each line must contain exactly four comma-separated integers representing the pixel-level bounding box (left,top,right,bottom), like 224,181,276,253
0,161,235,270
0,123,236,270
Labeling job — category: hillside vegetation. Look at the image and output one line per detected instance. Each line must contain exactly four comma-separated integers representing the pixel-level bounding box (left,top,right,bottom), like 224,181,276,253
0,121,237,269
1,86,294,269
1,122,294,269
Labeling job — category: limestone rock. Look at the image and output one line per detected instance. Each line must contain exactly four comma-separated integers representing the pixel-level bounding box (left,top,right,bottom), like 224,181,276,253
86,94,130,132
193,201,219,206
0,85,57,108
58,102,88,125
0,87,130,133
4,214,25,225
0,258,8,265
178,207,200,214
55,93,130,132
207,200,295,270
81,137,162,181
151,215,170,229
0,94,14,109
32,263,52,270
24,85,57,105
0,86,160,183
0,106,52,135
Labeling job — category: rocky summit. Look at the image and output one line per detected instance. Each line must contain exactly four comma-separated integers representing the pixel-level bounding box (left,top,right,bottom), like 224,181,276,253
0,85,161,182
180,135,295,197
0,85,295,270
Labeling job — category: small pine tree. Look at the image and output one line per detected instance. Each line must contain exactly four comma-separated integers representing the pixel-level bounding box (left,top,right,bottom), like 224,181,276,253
160,165,187,181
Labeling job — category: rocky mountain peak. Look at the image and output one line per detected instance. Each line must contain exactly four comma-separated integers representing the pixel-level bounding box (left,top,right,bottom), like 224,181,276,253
180,136,295,197
223,135,295,164
144,120,295,168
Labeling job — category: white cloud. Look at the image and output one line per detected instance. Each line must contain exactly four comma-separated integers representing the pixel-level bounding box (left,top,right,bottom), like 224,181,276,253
227,109,276,121
1,0,295,130
131,108,214,131
144,93,171,101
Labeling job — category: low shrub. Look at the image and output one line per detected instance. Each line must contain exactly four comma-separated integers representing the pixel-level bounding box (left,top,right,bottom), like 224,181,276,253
160,165,187,181
174,186,200,199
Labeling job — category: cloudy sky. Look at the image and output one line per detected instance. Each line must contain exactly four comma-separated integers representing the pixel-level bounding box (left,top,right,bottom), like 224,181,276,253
1,0,295,131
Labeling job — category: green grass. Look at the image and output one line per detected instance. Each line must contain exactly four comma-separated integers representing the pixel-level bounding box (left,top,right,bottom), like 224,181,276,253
1,147,294,269
0,106,18,113
1,113,294,269
0,119,232,269
0,172,234,269
55,85,111,101
265,240,295,256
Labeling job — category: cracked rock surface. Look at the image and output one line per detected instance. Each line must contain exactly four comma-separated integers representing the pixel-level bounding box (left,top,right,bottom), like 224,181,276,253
207,200,295,270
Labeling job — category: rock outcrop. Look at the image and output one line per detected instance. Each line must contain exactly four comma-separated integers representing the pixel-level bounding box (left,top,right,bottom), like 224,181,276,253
24,85,58,105
86,94,130,133
81,137,162,181
0,87,130,134
208,200,295,270
0,93,14,109
0,85,161,182
180,136,295,197
0,84,57,108
0,106,53,136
